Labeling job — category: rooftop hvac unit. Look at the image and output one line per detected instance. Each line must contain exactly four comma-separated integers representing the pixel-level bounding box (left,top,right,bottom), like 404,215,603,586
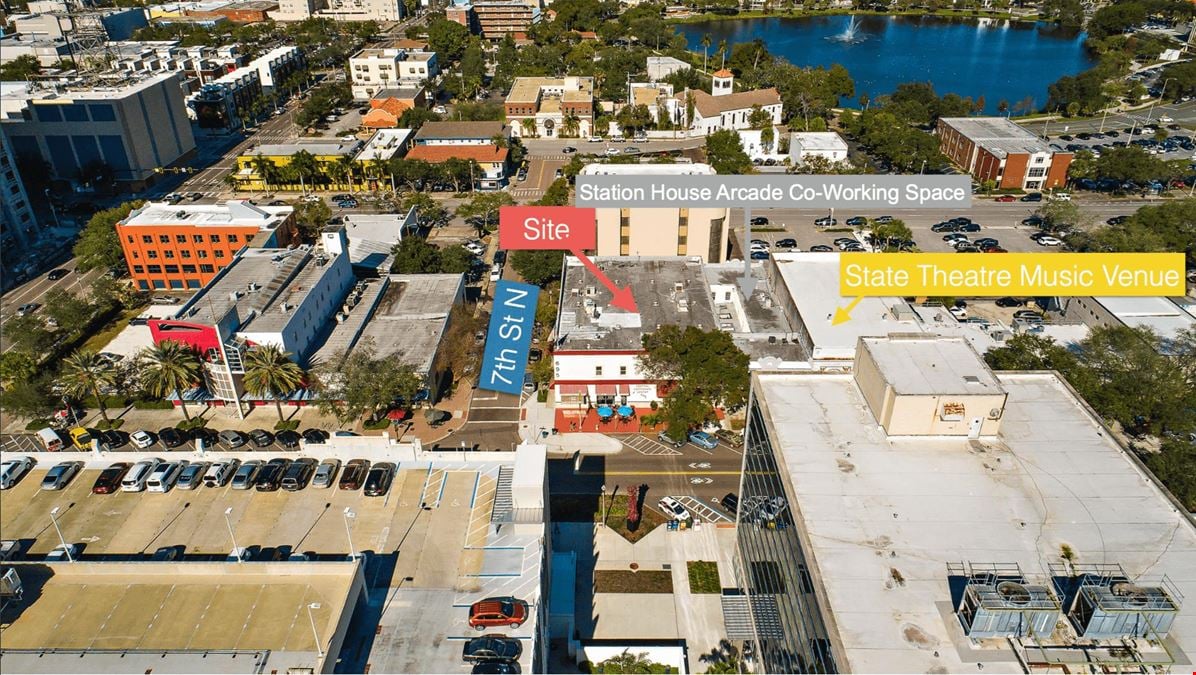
949,562,1060,639
1052,564,1182,639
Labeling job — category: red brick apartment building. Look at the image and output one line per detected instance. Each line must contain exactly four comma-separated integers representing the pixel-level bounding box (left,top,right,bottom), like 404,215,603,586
116,201,296,291
937,117,1072,191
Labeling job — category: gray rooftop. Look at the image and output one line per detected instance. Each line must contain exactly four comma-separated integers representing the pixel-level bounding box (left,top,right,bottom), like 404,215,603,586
753,369,1196,673
859,334,1004,395
940,116,1054,158
556,256,718,351
249,139,362,157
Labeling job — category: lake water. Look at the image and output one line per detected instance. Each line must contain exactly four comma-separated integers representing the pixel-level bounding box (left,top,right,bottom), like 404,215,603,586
676,15,1094,114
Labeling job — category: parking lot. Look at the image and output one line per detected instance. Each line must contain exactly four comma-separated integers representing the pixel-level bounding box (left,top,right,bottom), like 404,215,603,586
0,464,487,562
728,200,1138,257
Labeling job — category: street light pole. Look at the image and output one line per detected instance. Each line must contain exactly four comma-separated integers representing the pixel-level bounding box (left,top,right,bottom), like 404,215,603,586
343,507,356,560
49,507,72,562
1148,77,1175,122
224,507,241,562
307,602,325,658
600,484,606,527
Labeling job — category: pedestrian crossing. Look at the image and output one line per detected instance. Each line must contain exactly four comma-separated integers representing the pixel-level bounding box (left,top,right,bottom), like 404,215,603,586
510,189,544,199
619,434,682,456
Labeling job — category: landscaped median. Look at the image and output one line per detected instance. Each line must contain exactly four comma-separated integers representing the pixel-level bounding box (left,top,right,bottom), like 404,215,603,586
550,493,668,543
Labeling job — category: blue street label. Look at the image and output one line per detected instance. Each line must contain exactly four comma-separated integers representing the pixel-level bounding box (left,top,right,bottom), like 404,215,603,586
479,280,540,395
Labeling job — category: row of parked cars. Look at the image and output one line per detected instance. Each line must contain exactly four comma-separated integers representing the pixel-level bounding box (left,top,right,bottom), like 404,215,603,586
462,596,530,672
0,456,398,496
42,426,336,452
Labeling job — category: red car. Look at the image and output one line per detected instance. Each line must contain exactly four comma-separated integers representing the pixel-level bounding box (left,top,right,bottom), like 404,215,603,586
469,596,529,630
994,195,1017,202
91,462,130,494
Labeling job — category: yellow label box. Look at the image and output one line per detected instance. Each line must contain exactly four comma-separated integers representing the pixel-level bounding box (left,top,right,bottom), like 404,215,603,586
839,253,1186,297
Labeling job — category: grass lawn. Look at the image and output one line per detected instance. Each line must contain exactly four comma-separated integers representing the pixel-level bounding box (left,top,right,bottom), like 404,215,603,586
687,561,721,594
81,305,147,353
550,494,668,543
594,569,674,594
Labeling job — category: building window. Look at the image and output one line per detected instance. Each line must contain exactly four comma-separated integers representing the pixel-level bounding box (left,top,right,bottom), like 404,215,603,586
197,250,208,258
147,265,162,273
193,234,204,243
159,235,170,243
228,234,239,243
132,265,144,273
146,250,158,259
142,235,153,243
200,264,215,273
182,264,197,273
619,366,627,375
181,250,191,258
595,366,603,376
126,235,134,243
209,234,221,243
175,234,187,243
1027,168,1046,178
214,250,225,258
164,265,179,274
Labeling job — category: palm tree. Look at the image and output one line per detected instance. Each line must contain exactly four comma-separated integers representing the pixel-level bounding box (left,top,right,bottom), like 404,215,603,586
701,33,712,71
58,350,117,424
717,39,728,69
336,155,359,192
289,149,319,194
242,344,306,421
251,154,275,193
140,341,202,421
561,110,581,138
519,118,537,138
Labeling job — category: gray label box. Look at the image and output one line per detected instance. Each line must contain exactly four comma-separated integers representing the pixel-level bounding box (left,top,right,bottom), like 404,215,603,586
574,175,972,209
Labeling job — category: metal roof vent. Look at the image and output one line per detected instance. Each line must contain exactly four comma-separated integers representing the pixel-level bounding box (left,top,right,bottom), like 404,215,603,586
1049,562,1182,640
949,562,1060,639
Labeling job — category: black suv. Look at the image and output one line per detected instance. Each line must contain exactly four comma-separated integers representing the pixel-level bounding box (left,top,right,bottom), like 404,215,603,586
363,462,396,497
255,458,291,491
462,635,523,663
281,458,317,491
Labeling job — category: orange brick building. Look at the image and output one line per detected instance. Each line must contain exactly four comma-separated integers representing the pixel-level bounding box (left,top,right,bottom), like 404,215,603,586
117,200,296,291
937,117,1072,191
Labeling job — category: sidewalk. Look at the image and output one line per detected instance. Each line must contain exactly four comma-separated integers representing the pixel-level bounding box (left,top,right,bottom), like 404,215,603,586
520,395,622,455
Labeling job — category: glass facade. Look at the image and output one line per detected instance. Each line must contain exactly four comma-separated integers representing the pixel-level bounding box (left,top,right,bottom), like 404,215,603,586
736,393,837,673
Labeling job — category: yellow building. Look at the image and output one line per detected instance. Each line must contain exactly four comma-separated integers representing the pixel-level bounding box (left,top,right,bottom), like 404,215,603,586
233,139,364,192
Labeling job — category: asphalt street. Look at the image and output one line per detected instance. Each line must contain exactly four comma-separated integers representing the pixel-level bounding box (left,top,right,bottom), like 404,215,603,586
1018,100,1196,137
0,262,104,353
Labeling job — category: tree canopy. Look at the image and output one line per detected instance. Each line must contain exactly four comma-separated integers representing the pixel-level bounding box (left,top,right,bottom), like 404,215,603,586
510,250,564,287
639,326,750,438
74,201,142,272
704,130,754,175
314,343,424,423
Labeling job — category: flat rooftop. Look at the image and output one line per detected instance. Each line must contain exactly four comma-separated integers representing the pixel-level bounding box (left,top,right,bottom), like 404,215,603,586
351,273,461,373
506,76,593,104
1092,295,1196,342
557,256,718,351
0,561,355,671
352,47,435,61
792,131,848,151
770,252,920,359
860,334,1004,395
16,71,180,102
413,120,506,142
249,139,362,157
940,116,1054,158
355,128,412,162
120,199,291,229
579,162,715,176
170,247,328,328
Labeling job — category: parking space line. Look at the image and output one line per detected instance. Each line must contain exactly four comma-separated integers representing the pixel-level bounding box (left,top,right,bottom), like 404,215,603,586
676,495,731,524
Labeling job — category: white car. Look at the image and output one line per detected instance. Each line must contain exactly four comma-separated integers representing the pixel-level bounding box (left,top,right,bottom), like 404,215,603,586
587,136,602,142
489,264,502,282
750,242,769,253
45,543,79,562
948,305,968,320
0,456,34,490
203,459,240,488
130,430,154,449
604,147,620,156
1158,115,1173,123
301,194,321,203
1036,236,1064,247
122,458,163,492
464,242,486,256
658,496,691,522
1050,192,1071,201
433,105,448,114
146,461,186,493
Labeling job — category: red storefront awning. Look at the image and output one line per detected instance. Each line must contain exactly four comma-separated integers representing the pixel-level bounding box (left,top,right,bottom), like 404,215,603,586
557,384,588,394
595,384,617,395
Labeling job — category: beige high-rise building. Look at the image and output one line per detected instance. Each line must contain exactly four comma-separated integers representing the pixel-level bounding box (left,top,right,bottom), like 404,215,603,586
579,163,730,262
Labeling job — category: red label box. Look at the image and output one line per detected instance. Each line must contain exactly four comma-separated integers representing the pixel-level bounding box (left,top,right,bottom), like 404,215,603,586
498,206,596,251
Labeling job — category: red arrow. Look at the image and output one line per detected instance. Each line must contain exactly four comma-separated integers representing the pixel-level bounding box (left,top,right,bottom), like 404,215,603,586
570,249,638,313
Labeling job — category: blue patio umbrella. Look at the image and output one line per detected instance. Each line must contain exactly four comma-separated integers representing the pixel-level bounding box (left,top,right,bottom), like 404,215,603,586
617,405,634,418
597,405,614,418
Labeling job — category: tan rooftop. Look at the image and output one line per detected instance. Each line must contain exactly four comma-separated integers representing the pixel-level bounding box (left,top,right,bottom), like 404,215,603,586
690,87,781,117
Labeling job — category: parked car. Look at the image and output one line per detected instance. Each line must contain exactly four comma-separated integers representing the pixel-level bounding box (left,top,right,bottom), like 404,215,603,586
16,302,39,316
203,460,240,488
995,297,1026,308
658,496,691,522
146,461,186,493
312,459,340,488
47,268,69,280
45,543,79,561
302,428,329,444
190,427,218,448
471,662,521,674
121,458,162,492
749,216,769,225
255,458,291,491
218,430,248,449
363,462,396,496
150,545,184,561
462,635,524,662
340,459,370,490
158,427,186,449
994,195,1016,202
776,238,798,249
231,460,263,490
750,250,770,260
41,462,81,490
177,462,209,490
276,430,301,448
756,496,788,523
1020,193,1043,202
656,430,685,448
720,493,740,516
281,458,318,491
91,463,130,494
1036,236,1064,247
249,429,274,447
130,430,155,449
809,245,834,252
69,427,93,450
468,596,530,630
1,456,35,490
814,216,837,226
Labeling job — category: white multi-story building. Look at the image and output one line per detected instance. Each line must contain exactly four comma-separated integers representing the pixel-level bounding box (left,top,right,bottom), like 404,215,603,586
789,131,849,164
684,70,782,135
247,45,305,91
349,48,438,100
274,0,403,21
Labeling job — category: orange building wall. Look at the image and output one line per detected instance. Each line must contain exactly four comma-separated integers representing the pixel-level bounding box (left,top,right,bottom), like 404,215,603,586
1000,154,1030,189
1046,154,1073,188
116,217,294,290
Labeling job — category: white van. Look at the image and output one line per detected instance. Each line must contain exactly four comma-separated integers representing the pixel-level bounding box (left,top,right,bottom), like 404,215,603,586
121,458,162,492
36,428,64,452
146,462,185,493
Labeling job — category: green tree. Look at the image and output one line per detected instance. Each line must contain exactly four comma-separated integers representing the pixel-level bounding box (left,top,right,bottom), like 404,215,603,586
314,343,424,424
535,178,570,206
615,104,653,137
748,104,773,130
704,129,754,175
639,326,750,437
456,192,516,236
74,201,142,272
402,192,451,228
0,352,39,390
140,341,202,420
510,250,564,286
294,199,332,241
870,219,914,250
426,18,471,61
242,344,307,421
0,54,43,81
439,245,475,274
596,649,673,674
391,236,445,273
289,150,320,193
58,350,117,423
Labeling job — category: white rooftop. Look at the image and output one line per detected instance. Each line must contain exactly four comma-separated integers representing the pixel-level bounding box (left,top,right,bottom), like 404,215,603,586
754,369,1196,674
859,334,1004,395
791,131,849,151
355,128,412,162
1092,296,1196,343
579,162,715,175
121,200,292,229
772,252,921,359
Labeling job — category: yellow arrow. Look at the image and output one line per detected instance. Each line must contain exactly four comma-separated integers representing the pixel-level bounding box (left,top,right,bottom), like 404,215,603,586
831,296,864,326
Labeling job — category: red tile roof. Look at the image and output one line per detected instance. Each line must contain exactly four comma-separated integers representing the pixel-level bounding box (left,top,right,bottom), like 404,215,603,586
406,145,509,164
713,69,733,78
